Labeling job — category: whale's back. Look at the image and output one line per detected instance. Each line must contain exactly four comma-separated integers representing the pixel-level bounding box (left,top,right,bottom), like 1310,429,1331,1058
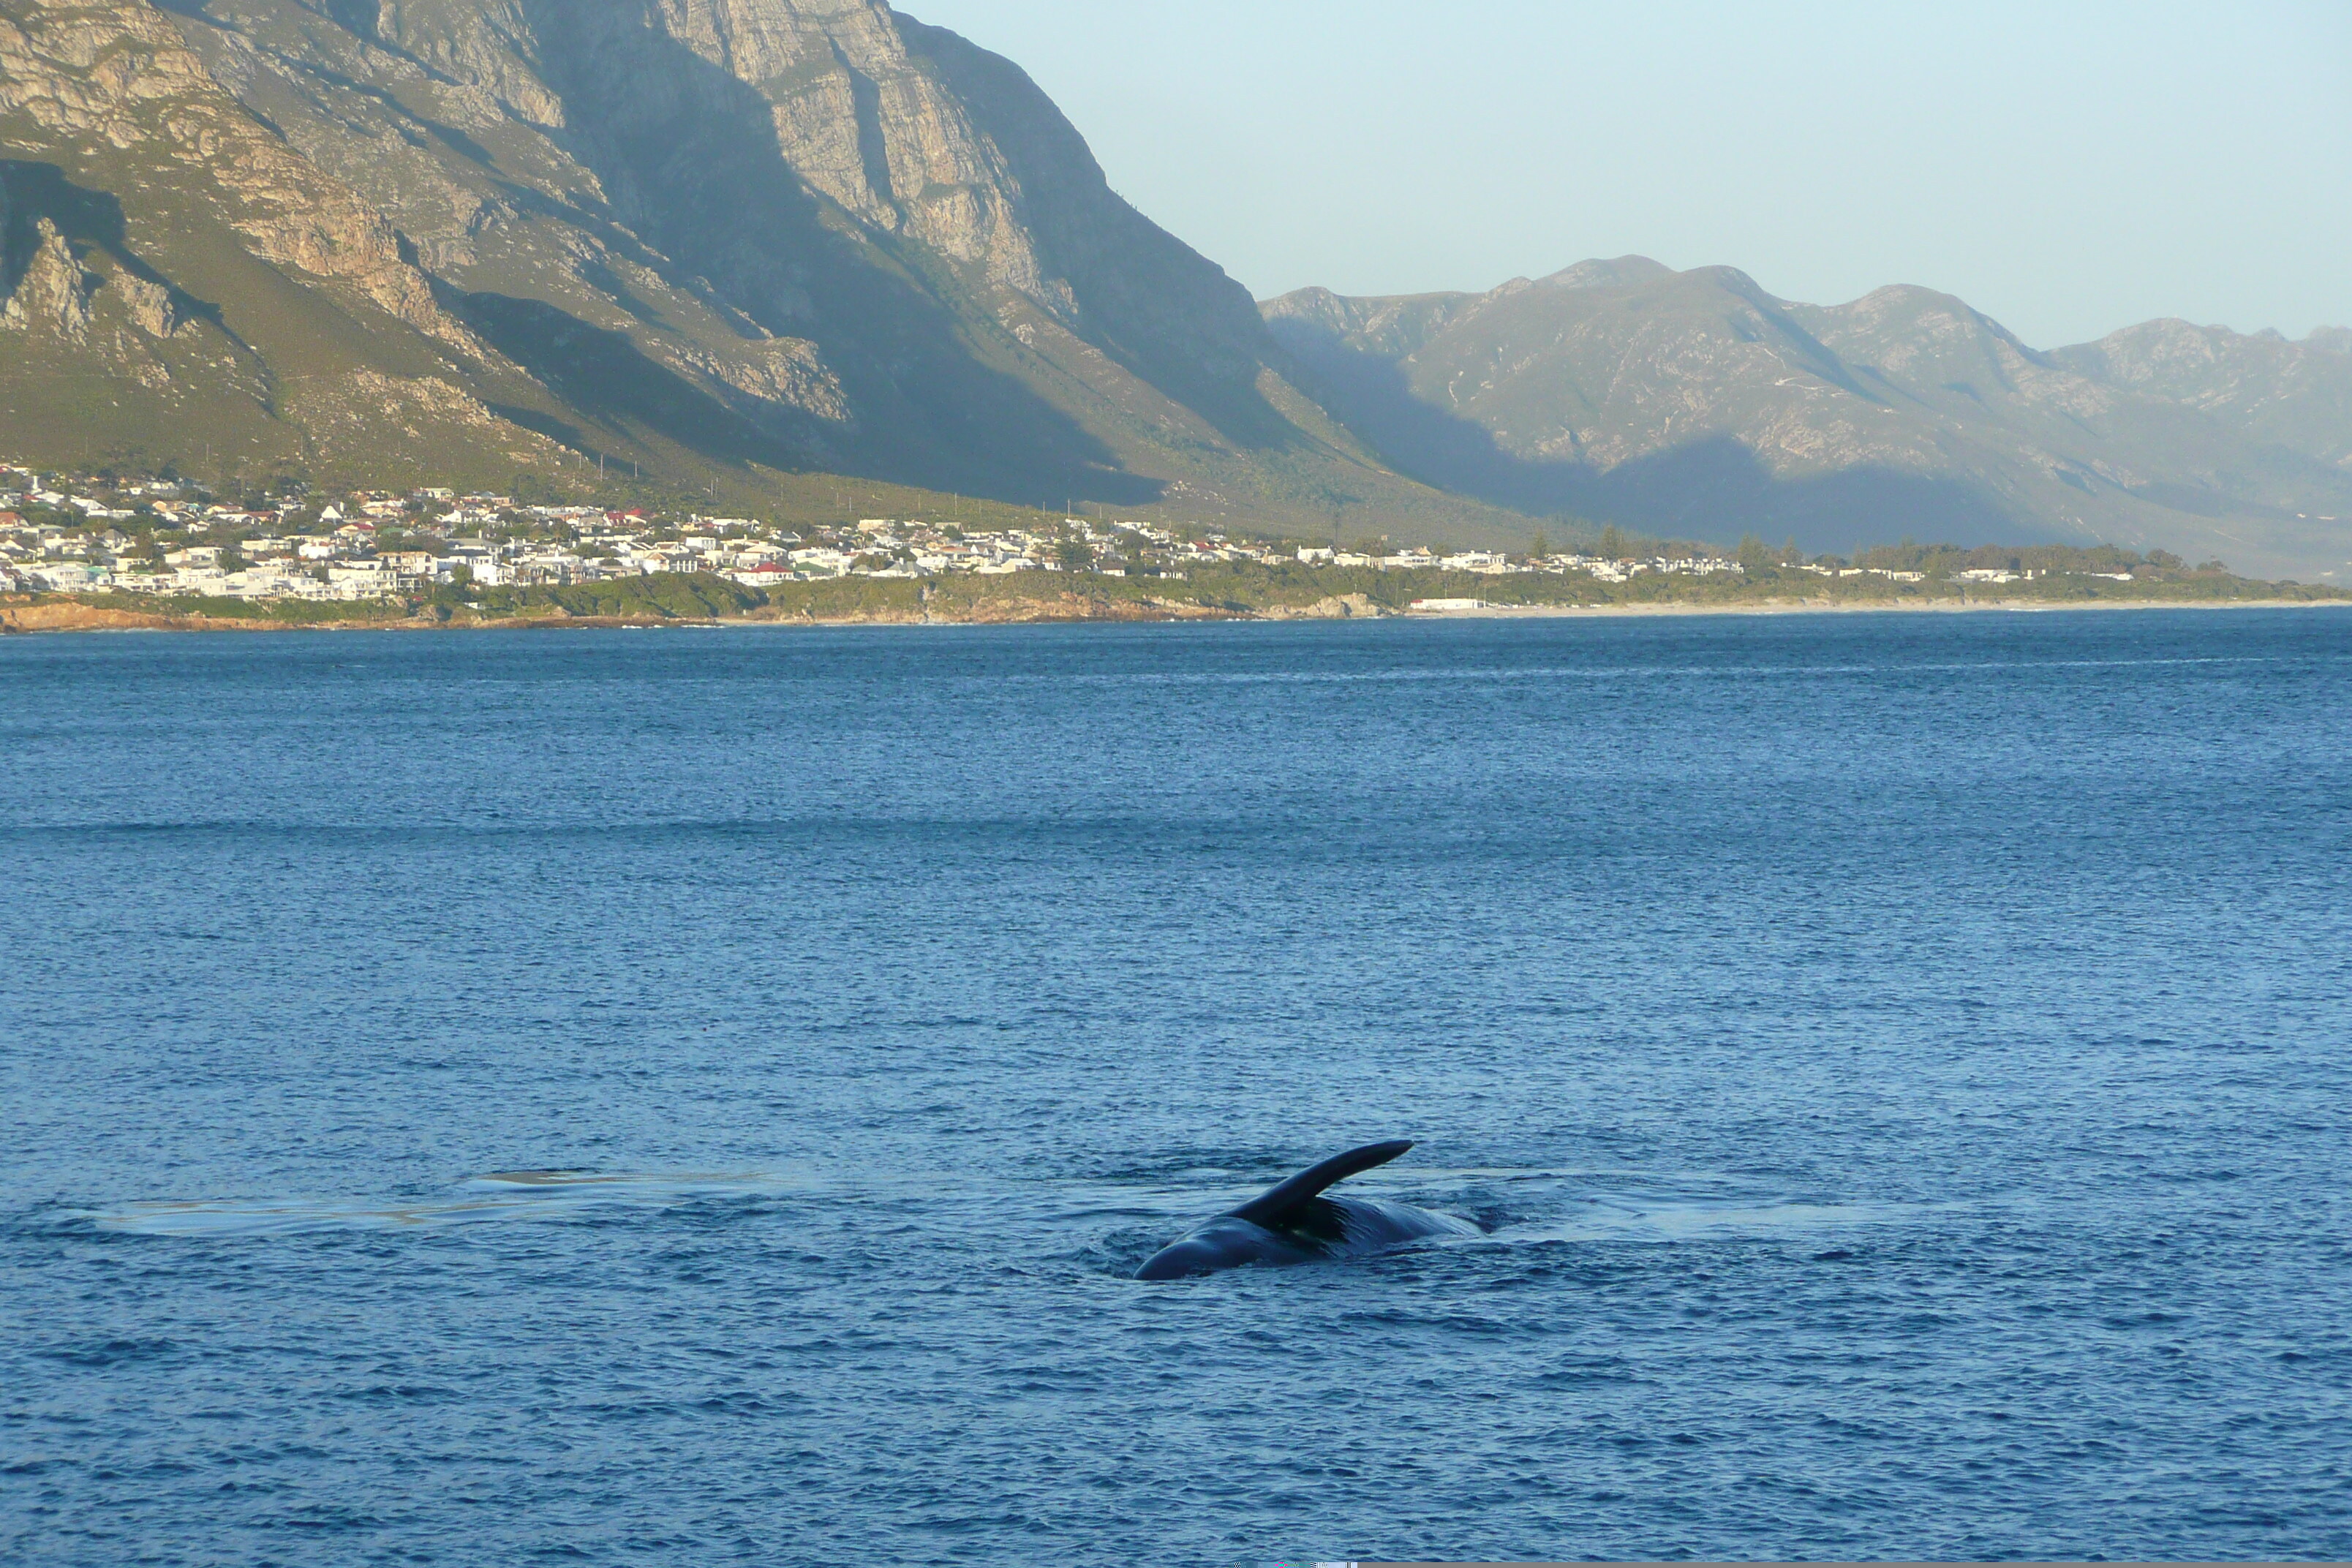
1136,1142,1474,1279
1313,1194,1481,1254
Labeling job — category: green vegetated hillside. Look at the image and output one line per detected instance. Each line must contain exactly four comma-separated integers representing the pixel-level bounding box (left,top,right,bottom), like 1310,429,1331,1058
1264,260,2352,581
0,0,1528,545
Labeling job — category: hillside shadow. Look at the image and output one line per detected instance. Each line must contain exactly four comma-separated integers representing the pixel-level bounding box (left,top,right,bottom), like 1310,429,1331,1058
1588,440,2035,557
449,287,810,466
511,2,1162,506
0,160,225,333
1271,318,2036,554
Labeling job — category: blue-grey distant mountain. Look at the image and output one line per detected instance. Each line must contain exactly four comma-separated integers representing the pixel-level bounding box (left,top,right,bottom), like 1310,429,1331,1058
1264,261,2352,579
2050,318,2352,470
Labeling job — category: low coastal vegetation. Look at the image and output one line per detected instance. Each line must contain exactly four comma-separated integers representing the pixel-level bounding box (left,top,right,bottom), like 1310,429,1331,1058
6,553,2341,636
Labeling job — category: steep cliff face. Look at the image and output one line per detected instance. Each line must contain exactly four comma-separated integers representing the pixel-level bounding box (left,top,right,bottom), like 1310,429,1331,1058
1267,260,2352,577
0,0,1460,529
890,15,1280,437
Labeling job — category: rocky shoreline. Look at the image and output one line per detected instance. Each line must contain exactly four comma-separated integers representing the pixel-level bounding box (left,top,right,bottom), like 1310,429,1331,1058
8,589,2343,637
0,590,1279,636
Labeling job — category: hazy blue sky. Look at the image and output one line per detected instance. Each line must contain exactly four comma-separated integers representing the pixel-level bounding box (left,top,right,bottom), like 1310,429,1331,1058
902,1,2350,349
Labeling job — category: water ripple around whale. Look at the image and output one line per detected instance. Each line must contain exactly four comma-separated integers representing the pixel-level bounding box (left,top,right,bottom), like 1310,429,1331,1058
67,1170,814,1237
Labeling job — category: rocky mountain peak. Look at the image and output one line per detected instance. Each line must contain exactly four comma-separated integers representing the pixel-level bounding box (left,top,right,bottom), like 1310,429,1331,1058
1539,255,1672,291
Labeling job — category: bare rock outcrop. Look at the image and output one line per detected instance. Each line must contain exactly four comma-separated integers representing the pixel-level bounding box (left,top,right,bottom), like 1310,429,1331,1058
0,0,467,344
1,216,96,337
1260,592,1383,620
112,269,181,338
670,336,853,424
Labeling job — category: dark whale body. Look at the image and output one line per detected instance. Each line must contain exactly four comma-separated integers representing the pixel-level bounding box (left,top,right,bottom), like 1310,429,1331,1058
1135,1140,1475,1280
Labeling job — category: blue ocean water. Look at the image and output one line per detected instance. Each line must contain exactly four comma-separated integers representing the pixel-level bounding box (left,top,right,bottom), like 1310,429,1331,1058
4,608,2351,1564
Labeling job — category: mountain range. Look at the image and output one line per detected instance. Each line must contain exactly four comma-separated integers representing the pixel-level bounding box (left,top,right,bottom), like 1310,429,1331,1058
3,0,2347,577
1266,261,2352,579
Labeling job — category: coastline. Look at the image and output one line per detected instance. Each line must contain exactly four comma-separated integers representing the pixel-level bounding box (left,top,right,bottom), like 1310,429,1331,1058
1439,597,2352,619
7,591,2348,636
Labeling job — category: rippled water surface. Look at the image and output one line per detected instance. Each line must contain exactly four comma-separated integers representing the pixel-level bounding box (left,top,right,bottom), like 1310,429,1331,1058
5,610,2351,1564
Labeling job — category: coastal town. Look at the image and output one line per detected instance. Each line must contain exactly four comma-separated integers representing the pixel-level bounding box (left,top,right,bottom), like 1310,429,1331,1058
0,462,1764,601
0,462,2286,625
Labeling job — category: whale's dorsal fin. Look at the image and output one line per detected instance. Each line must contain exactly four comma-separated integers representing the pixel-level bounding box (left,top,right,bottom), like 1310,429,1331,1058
1227,1139,1414,1229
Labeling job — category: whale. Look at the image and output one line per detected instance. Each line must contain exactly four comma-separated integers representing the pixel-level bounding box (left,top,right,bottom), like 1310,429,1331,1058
1134,1139,1477,1280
